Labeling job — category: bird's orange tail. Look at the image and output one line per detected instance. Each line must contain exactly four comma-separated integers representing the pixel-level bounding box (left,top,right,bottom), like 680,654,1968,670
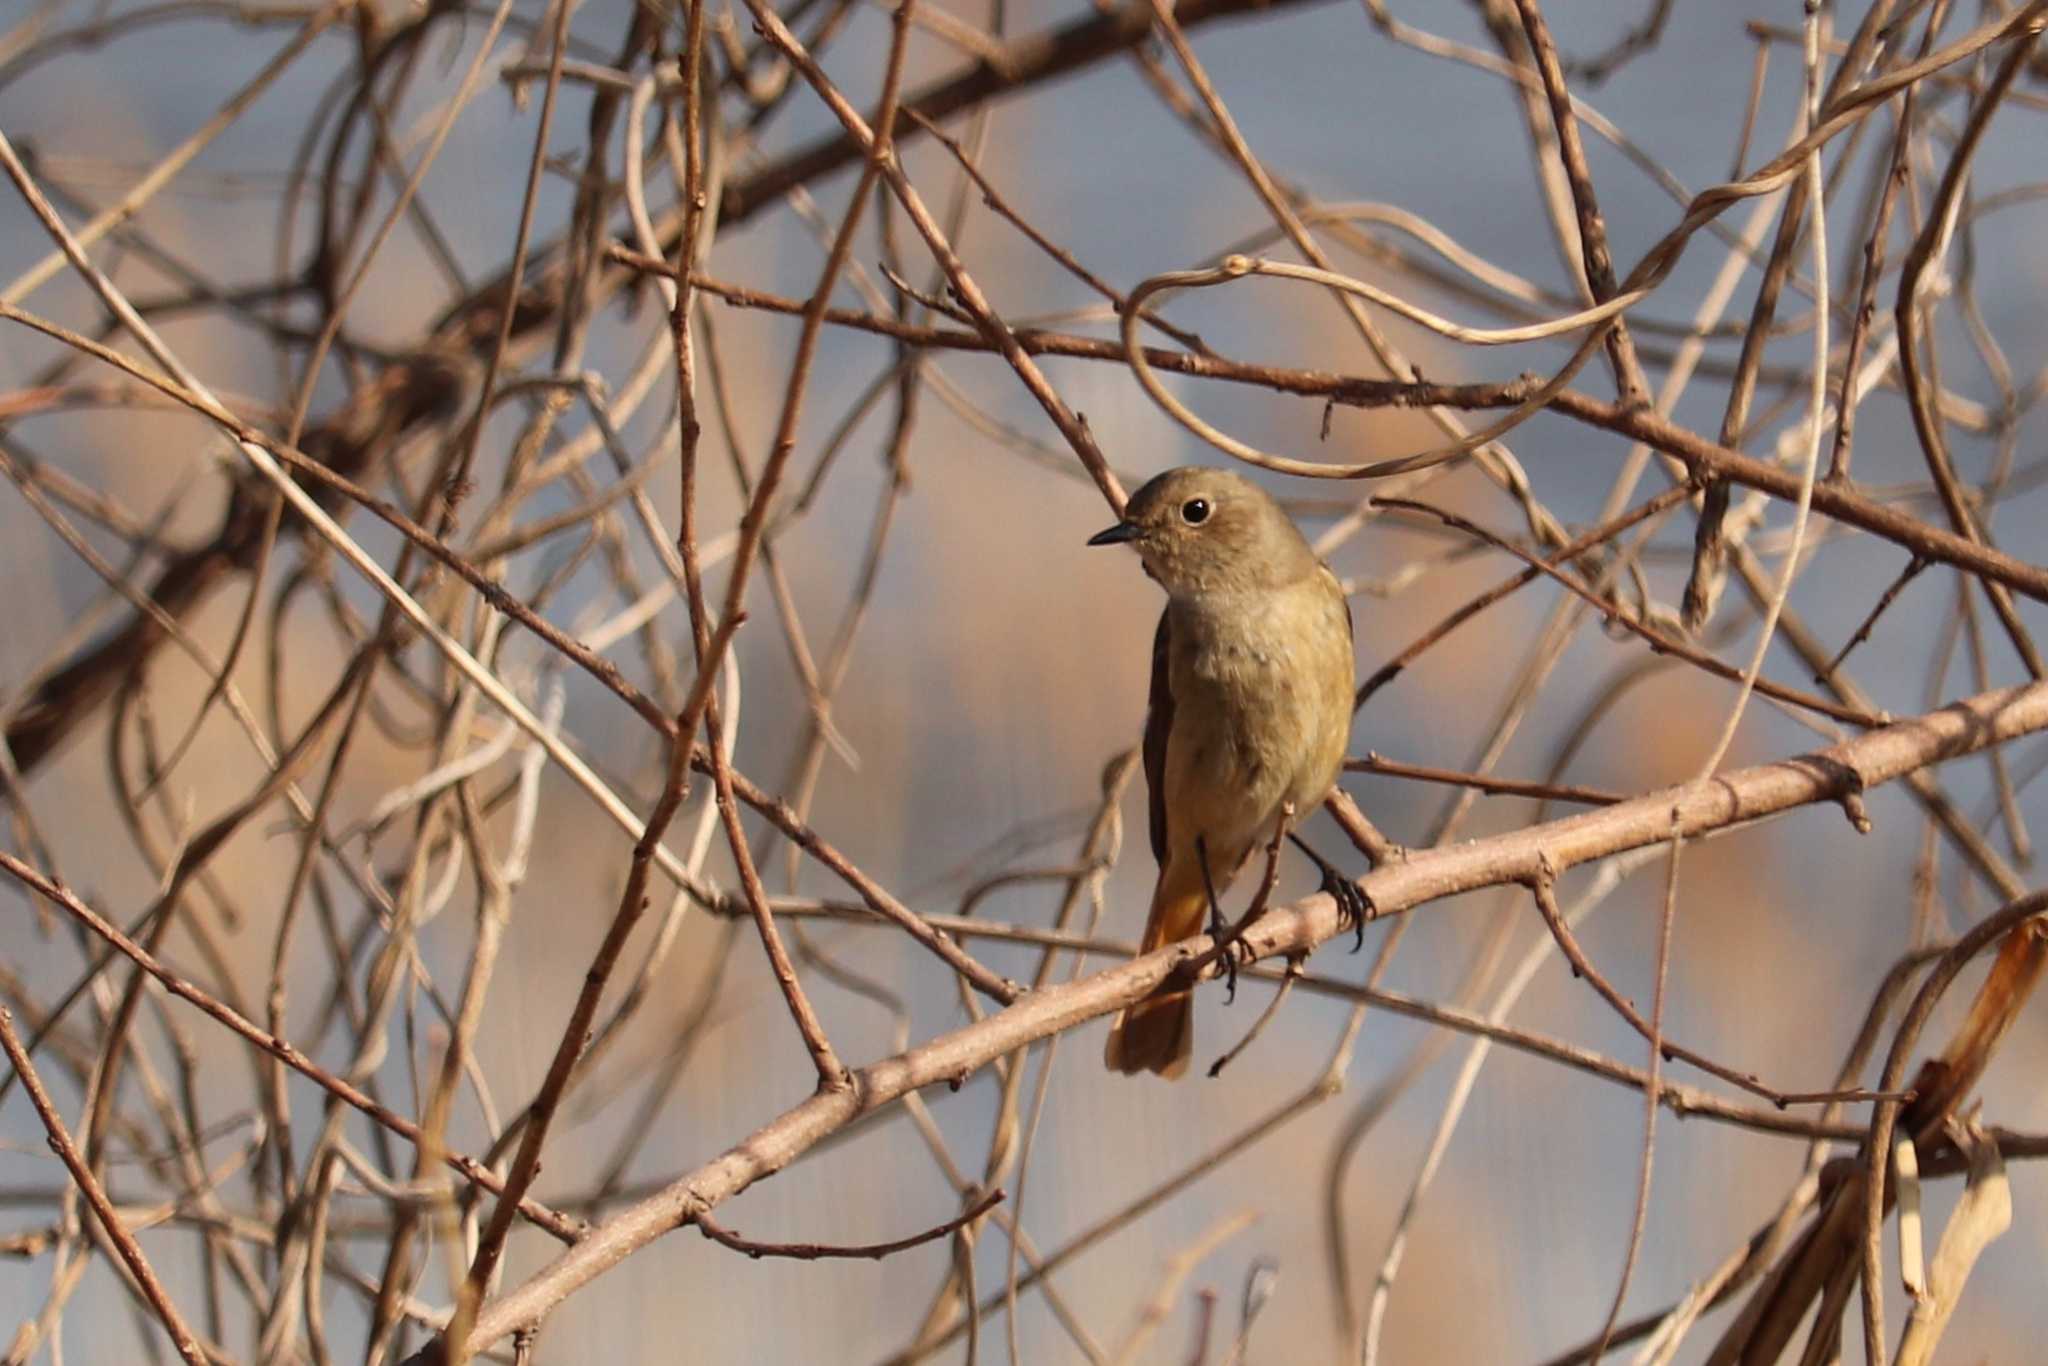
1103,861,1210,1078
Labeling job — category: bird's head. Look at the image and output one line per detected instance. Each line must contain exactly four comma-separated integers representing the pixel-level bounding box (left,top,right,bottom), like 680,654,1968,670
1087,466,1314,597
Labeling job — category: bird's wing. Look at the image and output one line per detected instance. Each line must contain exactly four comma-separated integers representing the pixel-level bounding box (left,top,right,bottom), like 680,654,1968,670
1143,607,1173,865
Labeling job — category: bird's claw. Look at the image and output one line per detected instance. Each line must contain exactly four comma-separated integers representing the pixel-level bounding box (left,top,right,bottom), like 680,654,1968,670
1290,834,1372,951
1329,874,1372,952
1205,904,1252,1002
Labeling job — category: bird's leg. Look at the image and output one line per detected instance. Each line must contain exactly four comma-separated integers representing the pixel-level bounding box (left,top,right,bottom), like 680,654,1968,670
1195,833,1226,941
1287,831,1372,950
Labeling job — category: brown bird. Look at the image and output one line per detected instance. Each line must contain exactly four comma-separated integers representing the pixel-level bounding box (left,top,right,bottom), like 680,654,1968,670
1089,466,1363,1078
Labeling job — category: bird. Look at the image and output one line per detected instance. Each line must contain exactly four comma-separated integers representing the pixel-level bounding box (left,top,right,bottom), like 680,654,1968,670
1088,466,1363,1078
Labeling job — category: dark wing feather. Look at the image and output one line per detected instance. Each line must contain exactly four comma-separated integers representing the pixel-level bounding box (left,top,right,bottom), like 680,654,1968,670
1143,608,1173,865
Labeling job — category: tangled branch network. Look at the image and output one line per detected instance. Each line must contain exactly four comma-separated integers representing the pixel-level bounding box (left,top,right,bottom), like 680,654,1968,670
3,1,2048,1363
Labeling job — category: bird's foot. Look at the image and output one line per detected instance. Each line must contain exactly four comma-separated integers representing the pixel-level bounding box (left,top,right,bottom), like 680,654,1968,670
1205,900,1256,1003
1290,834,1373,951
1192,834,1243,1001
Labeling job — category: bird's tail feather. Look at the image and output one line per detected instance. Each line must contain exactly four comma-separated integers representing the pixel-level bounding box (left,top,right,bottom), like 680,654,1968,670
1103,991,1193,1077
1103,865,1209,1078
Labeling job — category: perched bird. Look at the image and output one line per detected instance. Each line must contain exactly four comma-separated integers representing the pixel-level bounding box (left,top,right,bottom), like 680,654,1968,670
1089,466,1362,1078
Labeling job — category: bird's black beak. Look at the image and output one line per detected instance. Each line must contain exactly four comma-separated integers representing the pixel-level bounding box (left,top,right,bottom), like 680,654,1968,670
1088,521,1141,547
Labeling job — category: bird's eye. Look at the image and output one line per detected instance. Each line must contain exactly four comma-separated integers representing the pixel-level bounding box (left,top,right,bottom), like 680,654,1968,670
1180,498,1211,525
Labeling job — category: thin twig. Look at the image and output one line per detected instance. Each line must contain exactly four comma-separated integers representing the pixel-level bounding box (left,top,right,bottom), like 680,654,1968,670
0,1007,209,1366
694,1187,1003,1261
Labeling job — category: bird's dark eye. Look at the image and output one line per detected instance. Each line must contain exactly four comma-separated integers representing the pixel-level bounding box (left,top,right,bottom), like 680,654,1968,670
1180,498,1211,525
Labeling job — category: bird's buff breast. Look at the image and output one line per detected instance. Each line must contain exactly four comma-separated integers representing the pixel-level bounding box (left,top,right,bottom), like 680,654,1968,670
1164,586,1353,863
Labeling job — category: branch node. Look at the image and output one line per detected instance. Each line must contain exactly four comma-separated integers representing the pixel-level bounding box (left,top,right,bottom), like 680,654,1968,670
1839,789,1873,835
